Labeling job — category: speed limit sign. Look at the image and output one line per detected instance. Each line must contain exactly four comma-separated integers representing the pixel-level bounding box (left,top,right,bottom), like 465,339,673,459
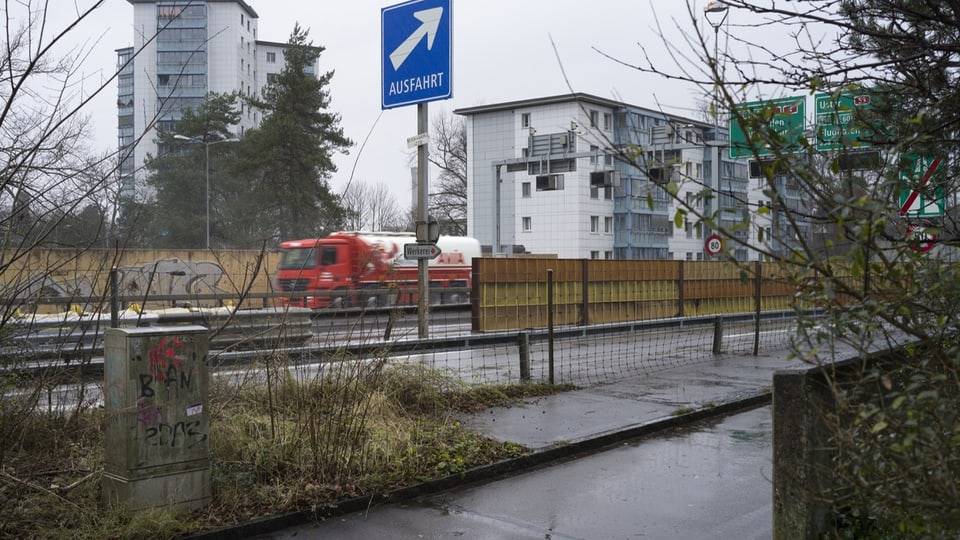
906,224,936,253
705,234,723,256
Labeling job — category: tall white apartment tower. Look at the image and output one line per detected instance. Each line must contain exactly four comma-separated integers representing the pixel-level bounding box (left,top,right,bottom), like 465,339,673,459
117,0,309,199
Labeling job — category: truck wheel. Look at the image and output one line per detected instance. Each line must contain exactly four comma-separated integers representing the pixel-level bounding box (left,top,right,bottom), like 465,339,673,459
331,288,350,309
358,288,374,308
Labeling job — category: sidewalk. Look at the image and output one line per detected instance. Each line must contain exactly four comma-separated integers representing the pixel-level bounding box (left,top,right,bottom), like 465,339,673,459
460,349,795,451
193,349,800,539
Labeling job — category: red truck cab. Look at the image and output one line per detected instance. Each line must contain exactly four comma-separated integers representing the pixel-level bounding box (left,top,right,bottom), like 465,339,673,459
275,235,382,308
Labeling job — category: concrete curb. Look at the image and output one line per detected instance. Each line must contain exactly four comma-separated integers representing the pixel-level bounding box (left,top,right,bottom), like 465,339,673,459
187,390,771,539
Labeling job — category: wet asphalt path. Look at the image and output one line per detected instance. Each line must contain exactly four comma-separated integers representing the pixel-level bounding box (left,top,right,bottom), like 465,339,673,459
252,405,773,540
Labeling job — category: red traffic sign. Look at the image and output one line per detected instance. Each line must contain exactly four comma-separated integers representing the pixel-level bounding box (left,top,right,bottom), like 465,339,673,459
906,225,936,253
404,242,442,260
705,234,724,256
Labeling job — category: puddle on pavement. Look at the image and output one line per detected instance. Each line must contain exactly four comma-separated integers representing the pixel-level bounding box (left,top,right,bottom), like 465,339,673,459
729,428,768,444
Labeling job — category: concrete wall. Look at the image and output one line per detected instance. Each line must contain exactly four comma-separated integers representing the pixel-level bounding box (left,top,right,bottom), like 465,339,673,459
772,350,906,538
772,365,837,538
0,248,280,312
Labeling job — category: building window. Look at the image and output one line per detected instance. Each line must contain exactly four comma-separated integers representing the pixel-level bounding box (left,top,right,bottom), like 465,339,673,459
604,217,612,233
589,110,598,127
605,251,613,260
589,144,598,164
603,113,612,131
604,186,612,200
522,182,531,197
591,251,600,259
536,174,563,191
590,185,598,199
590,216,599,233
604,153,614,166
522,217,532,231
267,52,276,63
521,113,530,128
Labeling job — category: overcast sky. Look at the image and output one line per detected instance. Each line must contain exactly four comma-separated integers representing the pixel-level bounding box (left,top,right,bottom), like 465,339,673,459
51,0,757,207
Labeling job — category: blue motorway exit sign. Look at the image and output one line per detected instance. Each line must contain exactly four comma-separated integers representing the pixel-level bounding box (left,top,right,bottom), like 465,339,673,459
381,0,453,109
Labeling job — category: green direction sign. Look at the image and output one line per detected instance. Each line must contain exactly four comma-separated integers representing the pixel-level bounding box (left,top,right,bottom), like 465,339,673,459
729,96,806,159
898,154,945,218
814,90,881,151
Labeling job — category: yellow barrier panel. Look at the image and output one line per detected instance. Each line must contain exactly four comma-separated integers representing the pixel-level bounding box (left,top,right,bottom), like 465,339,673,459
474,258,805,332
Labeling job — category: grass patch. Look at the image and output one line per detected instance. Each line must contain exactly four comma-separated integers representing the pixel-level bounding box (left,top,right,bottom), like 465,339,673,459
0,360,572,539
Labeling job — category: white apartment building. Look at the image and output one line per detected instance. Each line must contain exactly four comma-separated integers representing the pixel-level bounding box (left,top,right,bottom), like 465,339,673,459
117,0,313,199
456,93,791,261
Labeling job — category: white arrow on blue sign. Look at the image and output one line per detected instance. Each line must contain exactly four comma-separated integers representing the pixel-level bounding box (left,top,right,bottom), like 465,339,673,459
381,0,452,109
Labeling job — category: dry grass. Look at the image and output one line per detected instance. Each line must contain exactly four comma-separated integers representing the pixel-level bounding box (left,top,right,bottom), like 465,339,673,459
0,360,567,539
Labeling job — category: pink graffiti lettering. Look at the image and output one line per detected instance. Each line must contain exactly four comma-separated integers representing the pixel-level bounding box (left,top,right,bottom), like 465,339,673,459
136,399,162,425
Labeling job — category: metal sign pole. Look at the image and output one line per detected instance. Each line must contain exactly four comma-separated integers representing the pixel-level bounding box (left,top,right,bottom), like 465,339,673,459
382,0,452,339
417,102,430,339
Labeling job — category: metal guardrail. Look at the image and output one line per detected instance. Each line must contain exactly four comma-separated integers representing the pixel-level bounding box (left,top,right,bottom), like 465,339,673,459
1,307,314,361
299,309,801,358
3,308,807,386
2,286,474,314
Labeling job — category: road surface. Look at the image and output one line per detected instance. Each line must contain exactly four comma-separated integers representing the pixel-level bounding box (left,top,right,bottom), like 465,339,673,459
252,405,773,540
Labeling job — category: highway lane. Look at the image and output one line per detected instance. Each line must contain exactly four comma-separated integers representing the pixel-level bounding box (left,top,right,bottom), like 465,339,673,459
310,306,472,343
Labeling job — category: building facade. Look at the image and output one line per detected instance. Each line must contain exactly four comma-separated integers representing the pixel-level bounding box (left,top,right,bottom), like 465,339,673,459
117,0,310,199
456,93,786,261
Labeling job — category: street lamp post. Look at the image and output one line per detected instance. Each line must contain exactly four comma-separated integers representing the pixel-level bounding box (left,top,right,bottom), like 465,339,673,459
173,134,239,249
704,1,729,253
704,2,729,116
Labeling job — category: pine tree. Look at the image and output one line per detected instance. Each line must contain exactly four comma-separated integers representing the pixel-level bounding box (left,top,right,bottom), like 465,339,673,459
242,24,353,241
142,92,241,248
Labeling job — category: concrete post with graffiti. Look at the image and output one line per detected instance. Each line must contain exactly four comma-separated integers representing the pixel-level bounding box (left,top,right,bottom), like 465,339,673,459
102,326,211,511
